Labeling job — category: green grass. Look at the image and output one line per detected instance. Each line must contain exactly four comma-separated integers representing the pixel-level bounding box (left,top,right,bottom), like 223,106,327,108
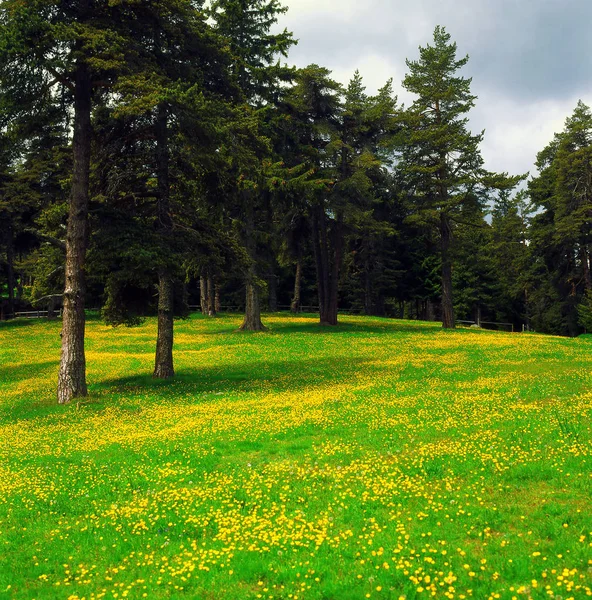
0,313,591,600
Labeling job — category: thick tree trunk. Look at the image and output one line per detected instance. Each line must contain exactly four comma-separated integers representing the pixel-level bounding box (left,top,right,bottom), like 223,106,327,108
153,271,174,378
153,102,175,378
290,259,302,313
207,274,216,316
440,212,455,329
200,275,207,314
57,60,91,404
5,225,15,318
241,276,266,331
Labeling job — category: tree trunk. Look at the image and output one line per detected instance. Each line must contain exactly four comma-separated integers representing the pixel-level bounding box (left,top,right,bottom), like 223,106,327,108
5,224,15,318
207,274,216,316
364,253,372,316
240,201,266,331
200,274,207,314
324,213,343,326
582,246,592,292
153,271,174,378
312,202,337,325
153,102,175,378
267,272,278,312
440,212,455,329
290,259,302,313
57,60,91,404
214,283,221,313
241,277,266,331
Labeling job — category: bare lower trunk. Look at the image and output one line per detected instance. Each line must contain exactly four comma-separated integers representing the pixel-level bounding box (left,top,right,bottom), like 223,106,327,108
240,199,266,331
582,246,591,292
312,202,339,325
290,260,302,313
323,213,343,326
6,225,15,318
153,271,174,378
363,253,372,316
200,275,207,314
267,273,278,312
440,212,455,329
240,274,266,331
153,101,175,378
207,274,216,316
214,283,221,313
57,59,91,404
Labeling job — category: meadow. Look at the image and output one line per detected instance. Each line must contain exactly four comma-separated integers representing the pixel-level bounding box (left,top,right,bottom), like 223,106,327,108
0,313,591,600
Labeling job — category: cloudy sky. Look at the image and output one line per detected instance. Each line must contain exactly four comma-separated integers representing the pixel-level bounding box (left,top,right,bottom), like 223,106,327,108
279,0,592,178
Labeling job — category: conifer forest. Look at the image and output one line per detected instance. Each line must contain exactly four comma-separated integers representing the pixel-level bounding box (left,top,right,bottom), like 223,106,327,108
0,2,591,599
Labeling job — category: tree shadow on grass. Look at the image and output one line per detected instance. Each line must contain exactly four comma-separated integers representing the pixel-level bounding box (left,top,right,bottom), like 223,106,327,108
197,317,441,337
0,318,45,330
95,354,379,399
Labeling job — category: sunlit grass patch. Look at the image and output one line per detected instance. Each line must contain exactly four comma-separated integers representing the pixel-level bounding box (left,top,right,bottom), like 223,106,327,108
0,314,590,599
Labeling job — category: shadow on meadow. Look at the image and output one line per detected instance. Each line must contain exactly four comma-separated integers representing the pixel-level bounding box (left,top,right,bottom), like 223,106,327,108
196,315,442,337
1,359,58,383
95,353,379,399
0,318,44,330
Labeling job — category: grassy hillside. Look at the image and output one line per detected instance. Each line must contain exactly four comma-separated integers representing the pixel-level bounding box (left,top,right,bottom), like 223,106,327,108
0,314,591,600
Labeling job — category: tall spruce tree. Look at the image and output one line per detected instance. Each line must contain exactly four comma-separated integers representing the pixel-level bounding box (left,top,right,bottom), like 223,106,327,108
210,0,295,330
0,0,152,402
399,26,522,329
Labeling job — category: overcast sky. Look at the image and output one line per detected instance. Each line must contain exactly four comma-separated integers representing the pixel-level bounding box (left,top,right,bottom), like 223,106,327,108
279,0,592,178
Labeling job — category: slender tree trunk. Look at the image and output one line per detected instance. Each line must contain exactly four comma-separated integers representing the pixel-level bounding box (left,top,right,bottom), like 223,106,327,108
153,102,175,378
57,60,91,404
153,271,174,378
200,274,207,314
5,224,15,318
214,283,221,313
207,274,216,316
312,202,336,325
290,259,302,313
267,272,278,312
364,252,372,316
582,246,592,291
240,200,266,331
325,213,343,326
440,212,455,329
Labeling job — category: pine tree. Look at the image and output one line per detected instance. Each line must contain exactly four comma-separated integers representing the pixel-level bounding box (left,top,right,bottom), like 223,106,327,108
399,26,522,329
0,0,144,402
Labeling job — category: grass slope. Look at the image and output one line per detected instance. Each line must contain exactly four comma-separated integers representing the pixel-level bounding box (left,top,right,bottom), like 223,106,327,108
0,314,591,600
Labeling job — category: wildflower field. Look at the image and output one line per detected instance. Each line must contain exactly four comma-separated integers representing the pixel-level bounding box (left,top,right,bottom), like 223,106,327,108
0,314,591,600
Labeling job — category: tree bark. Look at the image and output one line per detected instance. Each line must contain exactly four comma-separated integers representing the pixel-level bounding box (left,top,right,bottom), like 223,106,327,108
153,270,174,378
5,224,15,318
240,200,266,331
241,273,266,331
440,212,455,329
582,246,592,292
153,102,175,378
312,202,339,325
214,283,221,313
324,212,343,326
290,259,302,313
200,274,207,314
207,274,216,316
57,59,91,404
